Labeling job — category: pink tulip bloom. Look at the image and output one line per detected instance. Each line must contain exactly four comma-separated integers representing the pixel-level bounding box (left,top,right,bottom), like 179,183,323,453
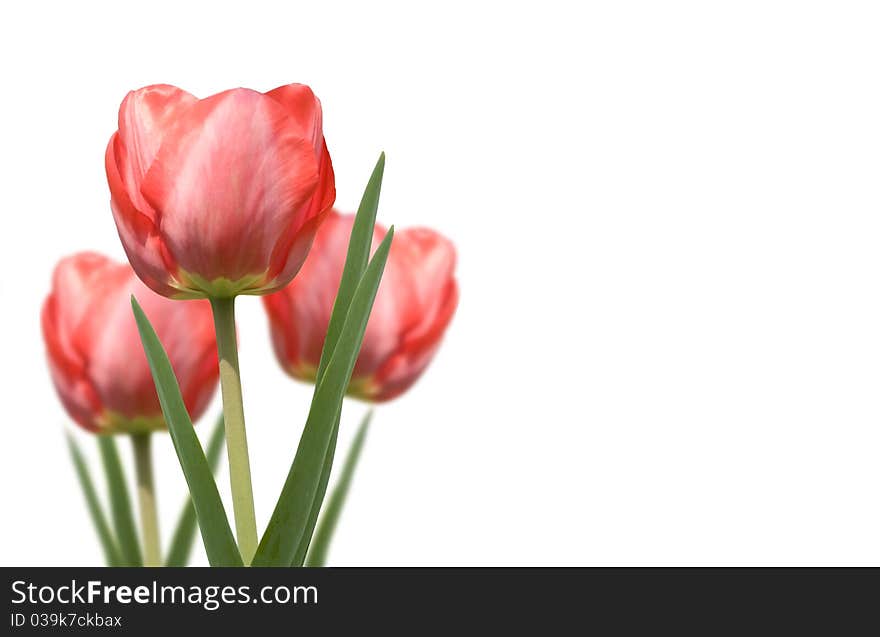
41,253,219,433
263,211,458,402
105,83,335,299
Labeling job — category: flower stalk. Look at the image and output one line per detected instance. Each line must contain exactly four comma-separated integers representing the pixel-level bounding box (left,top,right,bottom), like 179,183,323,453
210,296,258,564
131,433,160,567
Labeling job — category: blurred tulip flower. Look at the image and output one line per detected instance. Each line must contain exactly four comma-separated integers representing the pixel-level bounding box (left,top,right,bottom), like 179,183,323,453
41,252,218,434
105,83,335,299
263,210,458,402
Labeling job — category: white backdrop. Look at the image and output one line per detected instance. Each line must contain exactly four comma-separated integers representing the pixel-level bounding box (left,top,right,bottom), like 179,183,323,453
1,1,879,566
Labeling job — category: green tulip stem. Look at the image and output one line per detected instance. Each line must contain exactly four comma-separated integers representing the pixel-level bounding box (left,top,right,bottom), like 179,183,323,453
210,296,258,564
131,433,161,567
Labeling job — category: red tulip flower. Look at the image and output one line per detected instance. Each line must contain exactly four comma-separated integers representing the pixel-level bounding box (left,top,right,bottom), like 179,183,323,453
41,253,219,433
263,211,459,402
105,83,335,299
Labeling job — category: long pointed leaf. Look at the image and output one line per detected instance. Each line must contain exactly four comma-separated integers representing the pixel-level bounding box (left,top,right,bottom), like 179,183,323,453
66,433,122,566
290,414,340,566
290,154,386,564
165,414,227,566
97,435,142,566
252,227,394,566
306,410,371,567
131,297,242,567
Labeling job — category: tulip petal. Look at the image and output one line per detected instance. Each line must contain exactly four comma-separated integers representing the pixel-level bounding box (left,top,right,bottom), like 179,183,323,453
49,253,119,361
265,83,323,151
45,358,102,432
140,89,321,283
115,84,198,219
76,268,160,419
107,137,181,297
263,86,336,242
393,228,458,346
263,213,352,372
354,224,418,377
368,231,458,400
42,254,117,430
266,140,335,287
81,271,217,421
370,281,457,401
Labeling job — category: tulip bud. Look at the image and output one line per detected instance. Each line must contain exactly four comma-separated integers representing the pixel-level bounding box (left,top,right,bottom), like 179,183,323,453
263,211,459,402
105,83,335,299
41,253,219,433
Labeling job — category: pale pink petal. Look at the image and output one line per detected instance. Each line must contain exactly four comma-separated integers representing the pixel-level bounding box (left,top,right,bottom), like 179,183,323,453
114,84,197,218
353,223,418,377
140,89,321,283
46,358,103,432
263,212,351,372
86,273,217,421
266,140,335,286
393,228,458,345
265,83,323,151
107,135,182,296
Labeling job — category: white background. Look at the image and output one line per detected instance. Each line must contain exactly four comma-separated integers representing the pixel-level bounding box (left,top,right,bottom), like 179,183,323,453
1,1,879,566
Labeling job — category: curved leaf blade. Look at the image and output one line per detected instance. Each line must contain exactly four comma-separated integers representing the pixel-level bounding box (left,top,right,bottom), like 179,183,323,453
131,297,242,567
165,414,226,566
97,435,142,567
252,227,394,566
67,433,122,567
290,154,385,565
305,410,371,567
290,414,340,566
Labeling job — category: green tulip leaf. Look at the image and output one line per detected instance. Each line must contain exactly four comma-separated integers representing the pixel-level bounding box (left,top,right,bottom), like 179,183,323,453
288,153,386,566
252,226,394,567
306,410,372,567
289,414,340,566
66,433,122,567
97,435,142,567
165,413,227,566
131,296,243,567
